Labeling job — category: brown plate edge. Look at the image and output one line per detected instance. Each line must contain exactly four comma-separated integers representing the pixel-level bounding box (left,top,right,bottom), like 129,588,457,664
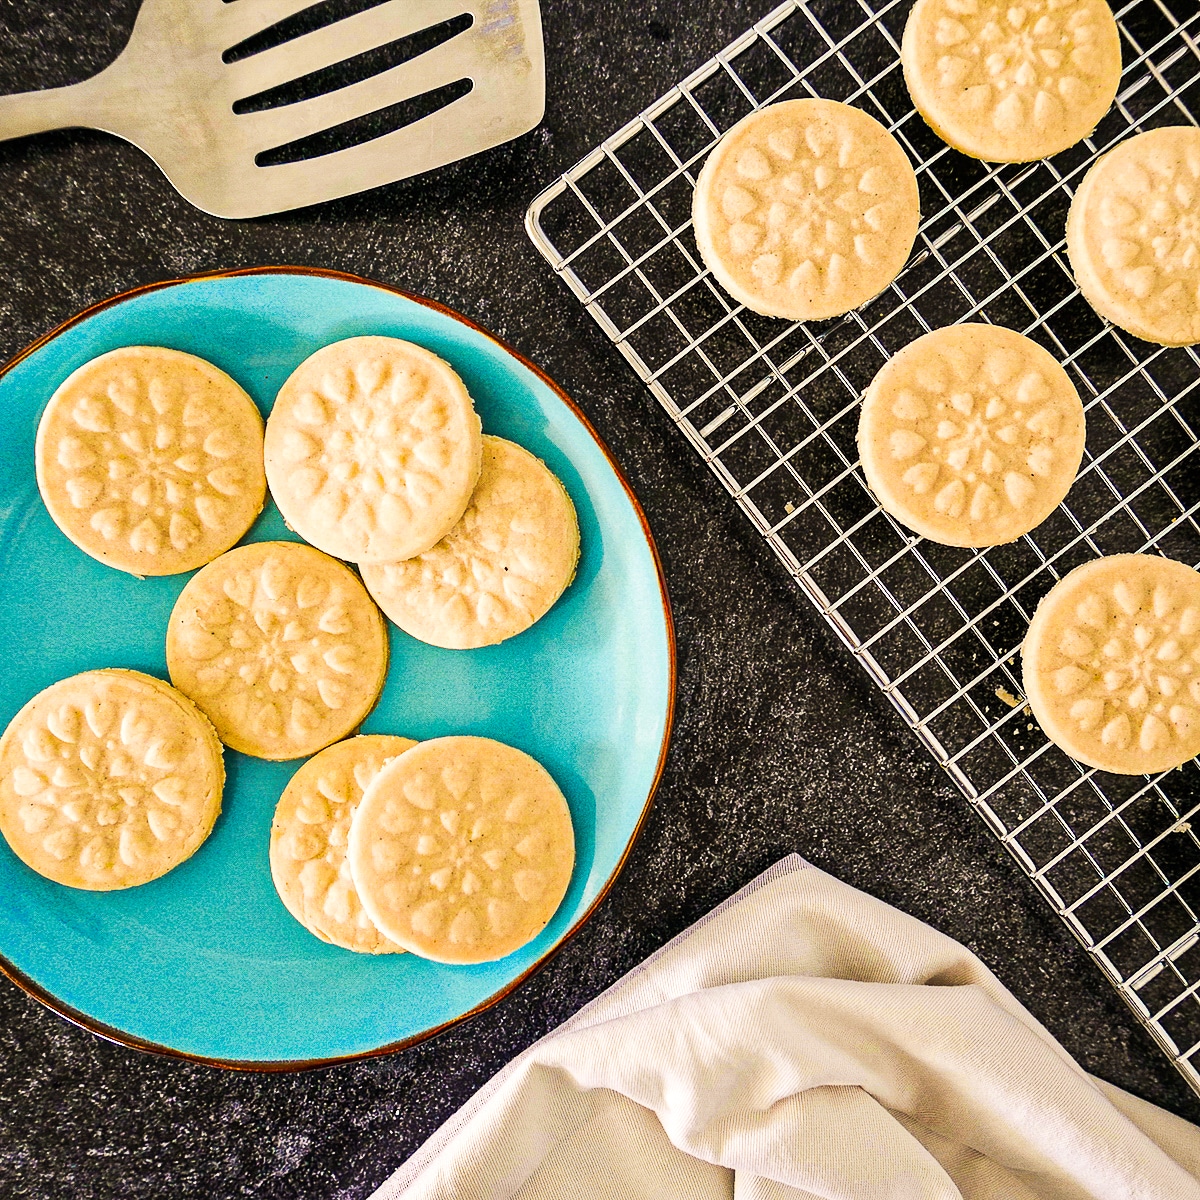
0,264,677,1072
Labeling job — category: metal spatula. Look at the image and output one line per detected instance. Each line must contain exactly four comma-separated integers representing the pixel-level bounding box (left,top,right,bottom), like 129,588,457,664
0,0,544,218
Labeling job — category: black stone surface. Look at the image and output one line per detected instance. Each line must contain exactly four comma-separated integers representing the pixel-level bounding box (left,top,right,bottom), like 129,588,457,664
1,2,1198,1197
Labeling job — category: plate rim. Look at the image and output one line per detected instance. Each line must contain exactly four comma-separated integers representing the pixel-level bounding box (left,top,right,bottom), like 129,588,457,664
0,264,676,1072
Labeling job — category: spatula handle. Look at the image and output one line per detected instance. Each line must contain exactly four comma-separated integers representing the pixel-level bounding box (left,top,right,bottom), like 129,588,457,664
0,80,101,143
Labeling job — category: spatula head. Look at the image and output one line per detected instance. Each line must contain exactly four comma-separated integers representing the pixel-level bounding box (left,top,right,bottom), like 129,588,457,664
94,0,545,218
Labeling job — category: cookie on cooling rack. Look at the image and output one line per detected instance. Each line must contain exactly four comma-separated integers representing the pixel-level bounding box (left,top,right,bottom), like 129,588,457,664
857,324,1085,547
264,336,482,564
1023,555,1200,775
166,541,389,760
901,0,1122,163
1067,126,1200,346
36,346,266,576
361,436,580,649
0,669,224,890
348,736,575,964
692,98,920,321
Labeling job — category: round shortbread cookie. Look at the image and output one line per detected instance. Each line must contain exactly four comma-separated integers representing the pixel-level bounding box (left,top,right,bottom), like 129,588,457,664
166,541,389,760
692,99,921,321
901,0,1122,164
35,346,266,576
348,736,575,964
1066,126,1200,346
360,437,580,650
264,337,483,563
270,734,415,953
0,669,223,890
857,324,1085,547
1023,555,1200,775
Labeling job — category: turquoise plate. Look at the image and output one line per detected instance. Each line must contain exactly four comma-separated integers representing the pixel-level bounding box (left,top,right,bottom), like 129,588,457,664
0,268,674,1068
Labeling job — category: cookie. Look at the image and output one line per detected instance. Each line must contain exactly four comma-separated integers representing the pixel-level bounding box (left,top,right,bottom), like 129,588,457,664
270,734,415,953
360,437,580,650
264,337,483,563
35,346,266,576
857,324,1085,547
347,736,575,964
691,99,921,321
901,0,1122,163
166,541,389,760
1066,126,1200,346
0,669,223,890
1023,555,1200,775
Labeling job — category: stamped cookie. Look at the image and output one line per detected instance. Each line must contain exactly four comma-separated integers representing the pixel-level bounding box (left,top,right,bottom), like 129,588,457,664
1067,126,1200,346
166,541,389,760
360,437,580,650
0,669,223,890
858,324,1085,547
901,0,1122,163
347,736,575,964
692,99,921,321
35,346,266,576
1023,555,1200,774
270,734,415,953
264,337,483,563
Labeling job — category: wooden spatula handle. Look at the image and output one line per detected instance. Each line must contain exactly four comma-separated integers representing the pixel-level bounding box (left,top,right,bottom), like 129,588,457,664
0,80,103,143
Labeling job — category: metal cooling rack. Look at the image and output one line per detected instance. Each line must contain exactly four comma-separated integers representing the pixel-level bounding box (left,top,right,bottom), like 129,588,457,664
526,0,1200,1094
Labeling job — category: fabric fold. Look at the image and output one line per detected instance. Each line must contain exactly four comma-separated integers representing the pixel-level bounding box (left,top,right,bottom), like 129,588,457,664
373,855,1200,1200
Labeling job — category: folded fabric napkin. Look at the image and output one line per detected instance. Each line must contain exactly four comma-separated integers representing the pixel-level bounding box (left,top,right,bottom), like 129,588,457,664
373,854,1200,1200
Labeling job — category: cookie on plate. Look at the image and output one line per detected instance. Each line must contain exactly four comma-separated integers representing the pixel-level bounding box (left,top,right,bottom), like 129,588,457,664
166,541,389,760
857,324,1086,547
35,346,266,576
1023,555,1200,775
0,669,224,889
1066,126,1200,346
692,99,920,321
264,337,483,563
901,0,1122,163
347,736,575,964
360,436,580,649
270,734,415,953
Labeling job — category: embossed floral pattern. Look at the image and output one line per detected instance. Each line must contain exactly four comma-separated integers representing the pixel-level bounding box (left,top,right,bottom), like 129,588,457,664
270,735,414,954
264,337,482,563
1069,126,1200,346
36,347,266,576
693,99,920,320
1024,557,1200,774
903,0,1122,161
347,737,574,964
0,671,223,889
858,325,1085,547
361,437,579,650
166,542,389,761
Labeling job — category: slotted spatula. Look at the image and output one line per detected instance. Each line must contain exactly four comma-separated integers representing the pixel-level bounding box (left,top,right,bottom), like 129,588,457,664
0,0,544,218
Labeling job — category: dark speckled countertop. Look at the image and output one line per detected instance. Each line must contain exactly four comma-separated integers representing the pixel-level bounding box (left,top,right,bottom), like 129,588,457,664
1,2,1198,1197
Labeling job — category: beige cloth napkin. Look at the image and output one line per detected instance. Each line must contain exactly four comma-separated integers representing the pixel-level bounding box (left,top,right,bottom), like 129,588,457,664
373,855,1200,1200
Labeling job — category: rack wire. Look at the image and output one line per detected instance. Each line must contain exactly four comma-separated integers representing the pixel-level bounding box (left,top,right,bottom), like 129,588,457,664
526,0,1200,1094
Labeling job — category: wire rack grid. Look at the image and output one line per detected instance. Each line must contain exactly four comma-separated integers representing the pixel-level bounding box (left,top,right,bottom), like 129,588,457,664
526,0,1200,1093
